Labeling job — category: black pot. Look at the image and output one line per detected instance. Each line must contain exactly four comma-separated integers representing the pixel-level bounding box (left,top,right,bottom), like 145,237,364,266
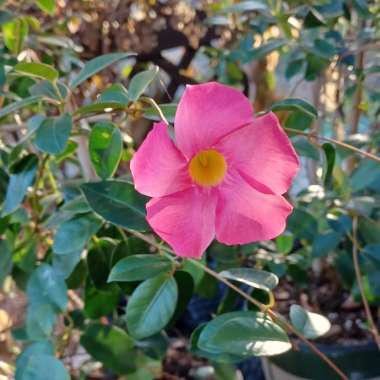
263,341,380,380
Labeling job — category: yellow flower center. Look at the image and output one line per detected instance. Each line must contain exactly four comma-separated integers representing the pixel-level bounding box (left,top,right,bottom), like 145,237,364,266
188,149,227,187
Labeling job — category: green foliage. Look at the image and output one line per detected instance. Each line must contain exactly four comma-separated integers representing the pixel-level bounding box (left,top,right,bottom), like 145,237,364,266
70,52,136,88
126,274,178,339
1,1,380,378
197,311,291,358
81,180,148,230
290,305,331,339
34,114,73,154
89,122,123,179
108,254,174,282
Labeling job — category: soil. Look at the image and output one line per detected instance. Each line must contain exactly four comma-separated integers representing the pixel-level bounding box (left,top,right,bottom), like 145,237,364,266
274,263,375,345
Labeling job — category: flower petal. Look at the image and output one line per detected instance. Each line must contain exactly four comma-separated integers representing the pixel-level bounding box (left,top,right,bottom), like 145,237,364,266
147,188,217,258
215,170,293,245
130,122,192,197
175,82,254,158
216,112,300,195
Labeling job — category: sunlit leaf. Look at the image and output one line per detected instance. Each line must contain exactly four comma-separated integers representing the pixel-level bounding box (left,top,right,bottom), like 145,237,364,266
14,62,58,82
290,305,331,339
70,52,135,88
198,311,291,357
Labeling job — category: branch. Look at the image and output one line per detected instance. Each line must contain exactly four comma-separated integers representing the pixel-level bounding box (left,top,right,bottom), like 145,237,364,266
126,229,348,380
351,217,380,350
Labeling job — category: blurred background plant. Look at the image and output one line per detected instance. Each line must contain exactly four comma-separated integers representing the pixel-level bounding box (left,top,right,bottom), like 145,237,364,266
1,0,380,379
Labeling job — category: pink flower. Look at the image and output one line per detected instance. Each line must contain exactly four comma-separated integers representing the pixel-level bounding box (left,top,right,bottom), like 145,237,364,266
130,82,300,258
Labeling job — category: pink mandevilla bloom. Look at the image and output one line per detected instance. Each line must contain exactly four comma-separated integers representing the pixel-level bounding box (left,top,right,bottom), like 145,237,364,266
130,82,300,258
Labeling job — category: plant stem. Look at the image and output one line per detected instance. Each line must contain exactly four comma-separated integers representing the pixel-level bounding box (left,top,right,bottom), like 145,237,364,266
125,229,348,380
351,217,380,350
140,96,169,125
285,127,380,164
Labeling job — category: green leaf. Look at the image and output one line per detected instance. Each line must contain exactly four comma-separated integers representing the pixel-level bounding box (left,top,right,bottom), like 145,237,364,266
34,113,72,154
14,62,58,82
245,39,286,62
2,154,38,216
290,305,331,339
70,52,135,88
2,18,28,54
0,96,42,119
143,103,177,123
322,143,335,187
16,354,69,380
0,240,12,286
312,230,341,258
29,80,67,101
36,0,56,15
16,342,54,380
351,160,380,192
223,1,268,12
126,274,178,339
0,11,15,26
271,98,318,118
52,250,82,279
53,213,102,254
198,311,291,357
84,283,121,319
190,323,245,363
80,323,136,374
99,84,129,104
81,180,148,231
219,268,278,292
128,66,159,101
276,233,294,254
87,238,116,290
74,101,126,117
285,111,313,131
26,264,67,311
89,122,123,179
26,303,56,341
108,254,174,283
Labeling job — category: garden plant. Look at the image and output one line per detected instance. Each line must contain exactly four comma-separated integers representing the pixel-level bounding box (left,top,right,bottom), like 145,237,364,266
1,0,380,379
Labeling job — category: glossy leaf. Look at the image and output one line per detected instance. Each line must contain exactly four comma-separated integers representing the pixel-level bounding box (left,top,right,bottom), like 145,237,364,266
81,180,148,231
219,268,278,292
15,342,54,380
0,96,42,119
16,354,69,380
290,305,331,339
128,66,159,101
36,0,56,15
89,122,122,179
99,84,129,104
29,80,67,101
108,254,174,282
271,98,318,118
2,154,38,216
126,274,178,339
0,240,12,285
14,62,58,82
2,18,28,54
74,101,126,116
322,143,335,187
26,264,67,311
87,238,116,290
81,323,136,374
70,52,135,88
34,113,72,154
26,303,56,341
143,103,177,123
53,213,102,255
198,311,291,357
